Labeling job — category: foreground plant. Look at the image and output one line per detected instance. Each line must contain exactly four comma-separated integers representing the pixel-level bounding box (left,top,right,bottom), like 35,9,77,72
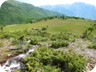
19,47,87,72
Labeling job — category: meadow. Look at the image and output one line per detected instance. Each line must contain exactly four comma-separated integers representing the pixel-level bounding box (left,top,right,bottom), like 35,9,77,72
4,18,96,35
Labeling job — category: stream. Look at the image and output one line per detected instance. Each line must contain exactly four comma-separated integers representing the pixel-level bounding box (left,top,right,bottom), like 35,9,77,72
0,45,39,72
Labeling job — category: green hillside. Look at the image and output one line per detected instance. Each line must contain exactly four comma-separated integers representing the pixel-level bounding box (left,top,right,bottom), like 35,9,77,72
4,17,96,35
0,0,60,24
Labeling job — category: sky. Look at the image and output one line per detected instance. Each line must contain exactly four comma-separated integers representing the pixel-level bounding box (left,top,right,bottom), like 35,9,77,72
0,0,6,7
0,0,96,7
17,0,96,6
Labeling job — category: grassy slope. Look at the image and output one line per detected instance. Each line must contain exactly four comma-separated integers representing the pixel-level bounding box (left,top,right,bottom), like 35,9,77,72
0,0,60,24
4,18,96,35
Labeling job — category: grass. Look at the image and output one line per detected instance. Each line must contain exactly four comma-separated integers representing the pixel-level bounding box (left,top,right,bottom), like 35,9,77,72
4,18,96,36
0,18,95,71
0,41,3,47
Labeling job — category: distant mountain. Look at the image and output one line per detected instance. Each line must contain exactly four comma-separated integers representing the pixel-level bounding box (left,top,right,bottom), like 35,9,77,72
0,0,60,24
40,5,74,16
40,2,96,20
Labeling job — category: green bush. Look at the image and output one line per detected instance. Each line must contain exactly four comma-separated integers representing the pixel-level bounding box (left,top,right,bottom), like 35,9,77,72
51,41,69,48
50,33,70,41
41,27,47,31
30,39,38,45
50,32,75,42
22,47,86,72
28,28,50,37
0,32,11,39
88,44,96,49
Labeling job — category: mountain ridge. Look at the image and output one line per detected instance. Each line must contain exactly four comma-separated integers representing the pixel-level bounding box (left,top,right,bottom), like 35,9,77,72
40,2,96,20
0,0,60,24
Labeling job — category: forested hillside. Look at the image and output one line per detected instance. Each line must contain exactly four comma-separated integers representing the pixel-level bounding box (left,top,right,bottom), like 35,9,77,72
0,0,60,24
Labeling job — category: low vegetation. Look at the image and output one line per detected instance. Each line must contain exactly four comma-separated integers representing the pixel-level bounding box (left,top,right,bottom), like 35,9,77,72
0,16,96,72
51,41,69,48
0,26,75,63
20,47,87,72
4,17,96,36
0,41,3,47
88,43,96,49
82,24,96,39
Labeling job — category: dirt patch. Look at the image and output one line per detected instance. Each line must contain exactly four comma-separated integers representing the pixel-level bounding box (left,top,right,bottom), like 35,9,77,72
0,39,12,64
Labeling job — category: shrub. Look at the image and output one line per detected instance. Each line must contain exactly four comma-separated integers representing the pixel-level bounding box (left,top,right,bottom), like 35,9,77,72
30,39,38,45
41,27,47,31
88,44,96,49
50,32,73,41
82,24,96,39
51,41,69,48
21,47,87,72
0,32,11,39
28,28,50,37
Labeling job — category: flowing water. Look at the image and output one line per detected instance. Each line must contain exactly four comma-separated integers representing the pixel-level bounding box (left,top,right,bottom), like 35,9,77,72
0,45,39,72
